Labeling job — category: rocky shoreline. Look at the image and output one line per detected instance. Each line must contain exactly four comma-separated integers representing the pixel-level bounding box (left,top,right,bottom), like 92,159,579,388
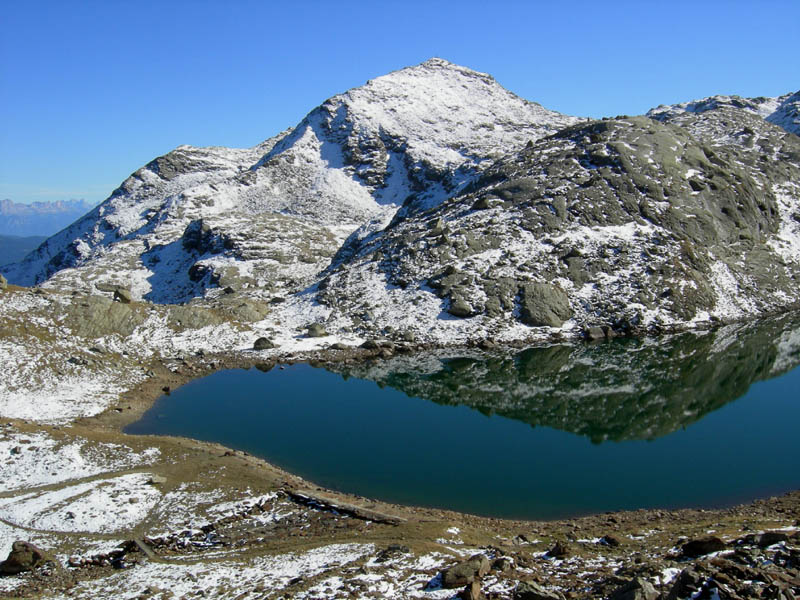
0,291,798,598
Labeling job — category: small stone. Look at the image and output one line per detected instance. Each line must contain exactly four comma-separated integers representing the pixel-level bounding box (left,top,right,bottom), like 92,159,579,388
665,567,704,600
374,544,410,563
147,475,167,485
491,556,514,572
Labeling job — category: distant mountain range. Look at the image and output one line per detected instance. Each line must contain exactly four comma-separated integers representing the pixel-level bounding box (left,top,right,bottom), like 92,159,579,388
0,199,94,237
2,59,799,344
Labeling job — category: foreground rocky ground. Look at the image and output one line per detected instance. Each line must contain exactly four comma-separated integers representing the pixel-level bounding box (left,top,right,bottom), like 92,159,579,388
1,406,799,600
1,282,799,599
1,411,798,600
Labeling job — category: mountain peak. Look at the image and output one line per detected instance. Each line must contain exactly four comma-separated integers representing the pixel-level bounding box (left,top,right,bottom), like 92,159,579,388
419,56,455,68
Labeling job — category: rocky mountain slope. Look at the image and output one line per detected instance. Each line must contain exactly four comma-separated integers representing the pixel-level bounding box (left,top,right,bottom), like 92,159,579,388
316,97,800,342
2,59,799,344
0,199,94,237
2,59,579,305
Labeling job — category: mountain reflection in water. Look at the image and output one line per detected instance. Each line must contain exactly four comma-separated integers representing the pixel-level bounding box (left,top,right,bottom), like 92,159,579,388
332,314,800,443
127,314,800,518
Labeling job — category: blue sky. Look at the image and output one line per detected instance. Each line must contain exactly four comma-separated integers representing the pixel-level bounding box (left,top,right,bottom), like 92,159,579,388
2,0,798,205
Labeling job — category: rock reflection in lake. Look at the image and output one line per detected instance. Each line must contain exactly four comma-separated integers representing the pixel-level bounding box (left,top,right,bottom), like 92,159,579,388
127,314,800,519
332,314,800,443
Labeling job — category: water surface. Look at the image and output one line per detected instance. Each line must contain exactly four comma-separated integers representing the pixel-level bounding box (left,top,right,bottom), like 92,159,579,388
126,315,800,519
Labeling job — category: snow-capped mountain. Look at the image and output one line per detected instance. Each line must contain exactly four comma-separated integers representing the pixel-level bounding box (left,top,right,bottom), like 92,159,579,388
2,58,580,303
2,60,799,345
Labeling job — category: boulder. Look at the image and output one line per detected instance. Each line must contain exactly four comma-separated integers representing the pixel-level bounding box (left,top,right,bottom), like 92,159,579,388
94,282,125,293
609,577,659,600
471,196,501,210
441,554,490,588
0,274,7,290
306,323,328,338
519,283,572,327
448,295,474,318
253,337,276,351
514,581,565,600
0,541,47,574
585,326,606,340
113,288,132,303
681,536,726,558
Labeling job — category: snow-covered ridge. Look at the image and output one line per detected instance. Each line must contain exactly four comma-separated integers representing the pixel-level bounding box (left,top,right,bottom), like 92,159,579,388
648,89,800,136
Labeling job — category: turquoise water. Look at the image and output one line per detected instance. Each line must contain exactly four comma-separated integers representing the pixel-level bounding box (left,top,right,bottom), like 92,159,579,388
126,316,800,520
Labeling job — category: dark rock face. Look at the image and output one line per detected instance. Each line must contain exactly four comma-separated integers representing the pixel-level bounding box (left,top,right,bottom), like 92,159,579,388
181,219,232,255
0,541,47,575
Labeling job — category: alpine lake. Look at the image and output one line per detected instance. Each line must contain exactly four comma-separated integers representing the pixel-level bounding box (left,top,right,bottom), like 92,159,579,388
126,314,800,521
